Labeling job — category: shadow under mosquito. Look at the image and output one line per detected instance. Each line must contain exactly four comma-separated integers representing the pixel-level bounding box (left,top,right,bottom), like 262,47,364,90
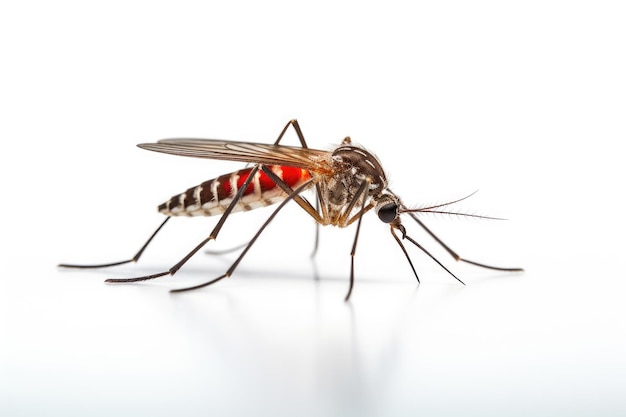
461,268,526,285
172,261,444,290
58,252,510,293
164,273,428,416
84,256,427,286
77,270,476,298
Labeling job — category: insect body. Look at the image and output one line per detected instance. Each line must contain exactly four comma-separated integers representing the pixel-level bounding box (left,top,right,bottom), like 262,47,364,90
60,120,523,300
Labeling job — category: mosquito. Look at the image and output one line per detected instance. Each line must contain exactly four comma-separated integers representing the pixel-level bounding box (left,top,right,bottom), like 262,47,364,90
59,119,522,300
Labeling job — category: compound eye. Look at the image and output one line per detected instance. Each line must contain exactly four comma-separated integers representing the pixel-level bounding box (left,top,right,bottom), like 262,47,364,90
377,203,397,223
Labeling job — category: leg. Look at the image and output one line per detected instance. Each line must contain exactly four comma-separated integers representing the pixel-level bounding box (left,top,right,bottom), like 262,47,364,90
58,217,171,269
274,120,328,243
311,197,321,257
206,119,314,242
260,165,322,223
106,165,263,283
389,224,420,283
401,232,465,285
274,119,309,147
407,212,524,272
344,179,371,301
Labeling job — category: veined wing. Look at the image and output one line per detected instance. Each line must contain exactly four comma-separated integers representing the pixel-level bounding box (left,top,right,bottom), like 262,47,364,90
138,139,331,171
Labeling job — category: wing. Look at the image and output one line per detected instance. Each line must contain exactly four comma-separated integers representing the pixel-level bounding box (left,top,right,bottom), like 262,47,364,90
138,139,331,171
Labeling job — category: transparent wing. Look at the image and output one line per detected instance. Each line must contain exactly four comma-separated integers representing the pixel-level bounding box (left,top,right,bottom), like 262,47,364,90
138,139,331,171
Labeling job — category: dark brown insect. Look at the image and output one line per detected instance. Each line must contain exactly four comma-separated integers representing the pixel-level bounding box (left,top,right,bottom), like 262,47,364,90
60,120,522,300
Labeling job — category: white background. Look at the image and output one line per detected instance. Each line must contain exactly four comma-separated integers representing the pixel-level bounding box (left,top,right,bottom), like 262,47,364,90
1,1,625,416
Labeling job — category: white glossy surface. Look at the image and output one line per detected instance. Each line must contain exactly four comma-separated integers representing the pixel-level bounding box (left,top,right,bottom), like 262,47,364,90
2,1,625,416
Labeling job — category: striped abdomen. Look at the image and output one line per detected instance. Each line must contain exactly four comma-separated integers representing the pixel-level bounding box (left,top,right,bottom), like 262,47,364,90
158,165,312,217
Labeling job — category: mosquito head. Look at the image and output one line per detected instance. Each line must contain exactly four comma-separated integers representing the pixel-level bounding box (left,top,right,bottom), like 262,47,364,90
375,194,401,224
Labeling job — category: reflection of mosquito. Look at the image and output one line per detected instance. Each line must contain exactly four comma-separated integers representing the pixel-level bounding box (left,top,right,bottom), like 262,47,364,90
60,120,522,300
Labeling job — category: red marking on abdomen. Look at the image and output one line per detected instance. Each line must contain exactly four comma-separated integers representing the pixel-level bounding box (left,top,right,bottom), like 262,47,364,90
234,166,310,196
258,170,275,192
280,166,310,188
215,173,232,201
236,170,255,196
159,165,311,216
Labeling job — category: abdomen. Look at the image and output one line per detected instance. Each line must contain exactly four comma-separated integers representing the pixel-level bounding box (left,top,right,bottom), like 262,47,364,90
158,165,311,217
